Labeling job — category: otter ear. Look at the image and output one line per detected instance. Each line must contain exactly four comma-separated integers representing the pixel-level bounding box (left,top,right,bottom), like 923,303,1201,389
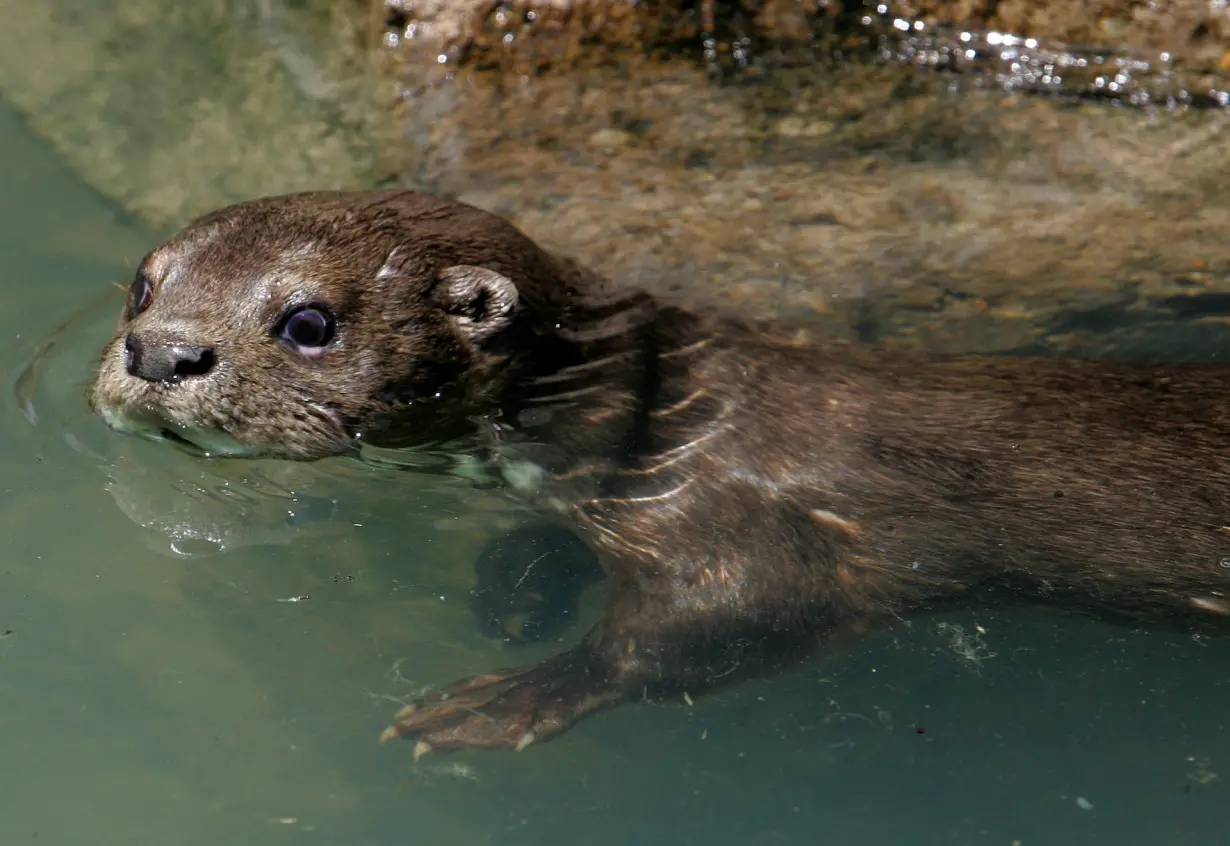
437,264,520,342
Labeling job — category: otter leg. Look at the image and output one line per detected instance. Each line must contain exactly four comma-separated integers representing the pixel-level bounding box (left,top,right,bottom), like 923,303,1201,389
381,596,864,754
386,496,893,754
469,524,604,643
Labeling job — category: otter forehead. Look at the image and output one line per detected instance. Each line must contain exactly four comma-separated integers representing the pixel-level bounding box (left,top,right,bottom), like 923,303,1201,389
146,220,326,284
135,189,540,319
144,211,381,311
145,239,339,331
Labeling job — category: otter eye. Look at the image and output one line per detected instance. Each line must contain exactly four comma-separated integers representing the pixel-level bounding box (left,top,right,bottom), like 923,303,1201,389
278,306,335,354
127,274,153,318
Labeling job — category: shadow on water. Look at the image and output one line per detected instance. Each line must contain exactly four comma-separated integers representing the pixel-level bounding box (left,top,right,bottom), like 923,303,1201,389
1,3,1230,844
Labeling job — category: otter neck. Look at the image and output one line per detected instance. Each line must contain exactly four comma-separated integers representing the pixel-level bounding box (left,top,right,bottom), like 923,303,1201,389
489,289,700,492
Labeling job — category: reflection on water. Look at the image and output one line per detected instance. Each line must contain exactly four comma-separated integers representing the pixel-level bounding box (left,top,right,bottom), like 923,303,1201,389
14,295,521,559
3,20,1230,846
856,8,1229,108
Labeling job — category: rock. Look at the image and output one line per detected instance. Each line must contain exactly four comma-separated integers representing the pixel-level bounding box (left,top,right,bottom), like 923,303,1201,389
588,128,635,149
772,116,835,138
3,0,1230,362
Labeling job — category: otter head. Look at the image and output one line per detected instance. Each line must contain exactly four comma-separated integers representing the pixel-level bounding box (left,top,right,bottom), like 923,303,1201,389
89,190,559,460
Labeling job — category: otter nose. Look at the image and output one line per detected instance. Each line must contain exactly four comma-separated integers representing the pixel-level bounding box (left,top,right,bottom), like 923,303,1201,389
124,332,216,383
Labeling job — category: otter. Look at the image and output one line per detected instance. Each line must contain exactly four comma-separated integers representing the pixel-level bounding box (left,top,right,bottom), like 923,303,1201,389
90,189,1230,757
470,523,604,644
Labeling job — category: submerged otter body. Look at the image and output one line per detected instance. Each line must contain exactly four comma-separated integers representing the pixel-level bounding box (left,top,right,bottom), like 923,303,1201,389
90,189,1230,755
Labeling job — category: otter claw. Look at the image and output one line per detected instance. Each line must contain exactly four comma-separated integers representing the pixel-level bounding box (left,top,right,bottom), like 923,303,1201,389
515,731,536,752
394,702,418,719
375,726,437,760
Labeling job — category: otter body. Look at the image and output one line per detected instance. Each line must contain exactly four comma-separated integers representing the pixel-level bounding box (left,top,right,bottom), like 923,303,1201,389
90,190,1230,755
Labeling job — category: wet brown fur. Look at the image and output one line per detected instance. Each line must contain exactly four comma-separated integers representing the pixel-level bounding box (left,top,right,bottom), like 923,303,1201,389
90,189,1230,754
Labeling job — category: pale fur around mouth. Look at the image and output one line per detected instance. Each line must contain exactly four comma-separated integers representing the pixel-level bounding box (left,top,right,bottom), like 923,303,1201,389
95,401,255,458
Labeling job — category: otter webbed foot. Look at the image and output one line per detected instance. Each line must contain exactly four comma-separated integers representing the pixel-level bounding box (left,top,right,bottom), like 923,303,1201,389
380,648,624,754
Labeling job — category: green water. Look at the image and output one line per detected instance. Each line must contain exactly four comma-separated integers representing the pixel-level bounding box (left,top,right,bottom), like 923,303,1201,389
3,93,1230,846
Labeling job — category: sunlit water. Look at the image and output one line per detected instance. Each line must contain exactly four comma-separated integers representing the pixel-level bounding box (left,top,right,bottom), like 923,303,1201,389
3,97,1230,846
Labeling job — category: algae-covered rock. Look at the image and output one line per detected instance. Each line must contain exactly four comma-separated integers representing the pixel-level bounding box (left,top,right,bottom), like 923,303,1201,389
0,0,390,231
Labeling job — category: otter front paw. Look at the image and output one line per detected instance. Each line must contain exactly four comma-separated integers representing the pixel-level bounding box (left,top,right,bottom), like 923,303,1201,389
380,649,623,755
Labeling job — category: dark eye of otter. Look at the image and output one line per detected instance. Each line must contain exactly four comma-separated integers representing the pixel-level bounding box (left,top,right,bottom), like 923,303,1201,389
127,273,153,319
277,306,336,354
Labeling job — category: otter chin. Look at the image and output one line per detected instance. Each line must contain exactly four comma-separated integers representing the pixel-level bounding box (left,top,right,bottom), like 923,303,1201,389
91,394,260,457
90,189,1230,759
